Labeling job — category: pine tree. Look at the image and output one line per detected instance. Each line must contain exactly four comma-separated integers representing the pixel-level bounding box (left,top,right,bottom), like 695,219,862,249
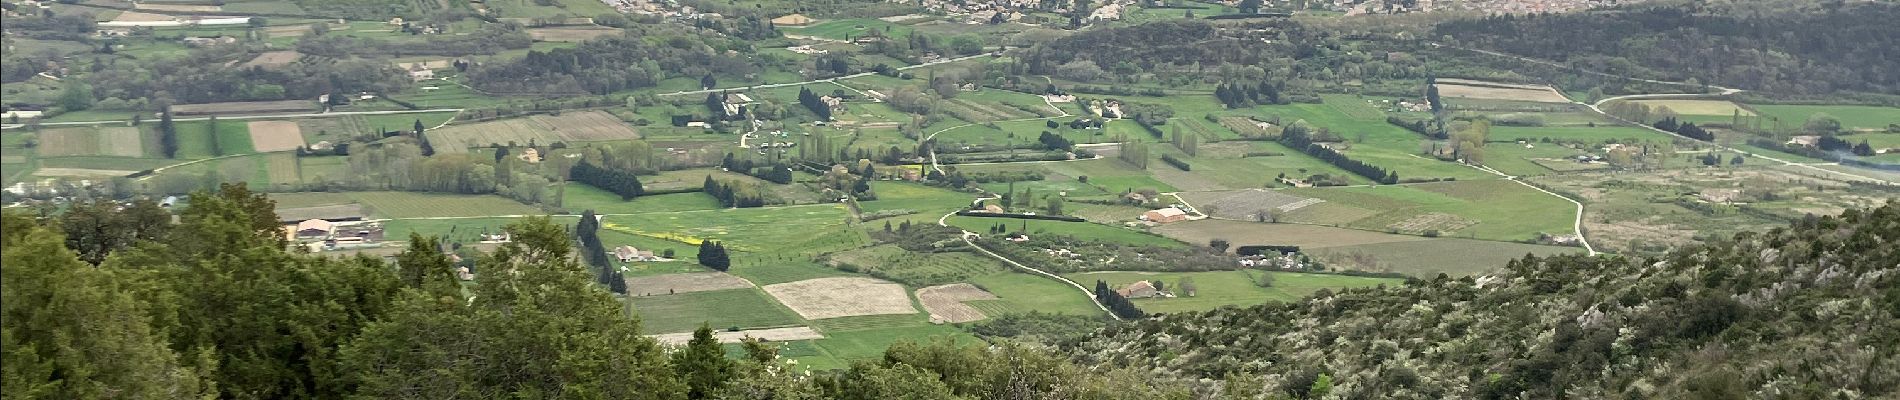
396,233,460,299
672,325,736,399
207,116,223,156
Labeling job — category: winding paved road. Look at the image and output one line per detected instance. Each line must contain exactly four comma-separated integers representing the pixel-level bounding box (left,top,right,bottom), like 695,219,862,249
934,204,1119,320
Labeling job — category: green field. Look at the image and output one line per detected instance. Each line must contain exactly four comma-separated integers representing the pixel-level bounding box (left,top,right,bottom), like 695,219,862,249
628,289,805,334
562,184,724,214
1151,220,1587,277
792,313,977,370
1305,239,1585,278
352,192,542,218
601,204,865,254
784,18,915,41
172,120,254,158
1282,180,1575,241
827,245,1006,286
1063,270,1400,314
487,0,619,18
945,214,1185,248
965,272,1103,316
1480,142,1605,177
957,158,1181,193
858,181,972,214
728,261,857,286
1247,98,1496,181
1490,125,1675,143
1750,104,1900,131
35,156,176,171
382,216,571,244
269,191,541,219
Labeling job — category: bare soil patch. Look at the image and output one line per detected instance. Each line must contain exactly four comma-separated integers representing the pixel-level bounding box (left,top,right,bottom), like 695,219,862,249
427,111,638,153
99,127,143,157
1153,219,1432,250
33,168,138,177
394,59,453,70
241,51,302,69
533,111,640,140
246,121,305,152
763,277,916,320
263,25,313,38
1178,189,1316,220
625,272,754,296
111,11,176,22
1435,82,1571,103
649,326,824,346
916,283,998,323
37,128,99,157
39,127,143,157
1385,212,1476,235
528,27,622,42
134,3,221,12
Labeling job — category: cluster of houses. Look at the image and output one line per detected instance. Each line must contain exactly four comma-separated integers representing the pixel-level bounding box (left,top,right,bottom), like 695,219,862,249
613,246,664,262
1236,253,1305,269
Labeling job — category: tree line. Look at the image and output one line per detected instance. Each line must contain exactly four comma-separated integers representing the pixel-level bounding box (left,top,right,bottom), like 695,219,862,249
702,175,772,208
570,159,647,200
1093,280,1148,319
1214,80,1291,108
1280,124,1399,184
576,209,628,294
696,241,731,272
797,86,835,121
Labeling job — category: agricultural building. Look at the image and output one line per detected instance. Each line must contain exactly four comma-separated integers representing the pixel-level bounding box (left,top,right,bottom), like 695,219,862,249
1142,207,1188,223
407,65,435,81
1116,280,1159,298
294,219,335,238
614,246,657,262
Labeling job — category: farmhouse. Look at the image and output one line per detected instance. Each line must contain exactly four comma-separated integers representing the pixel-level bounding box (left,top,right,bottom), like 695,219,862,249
614,246,658,262
181,36,238,47
1141,207,1189,223
1699,188,1743,204
407,65,435,81
1116,280,1159,298
456,266,475,281
518,148,543,163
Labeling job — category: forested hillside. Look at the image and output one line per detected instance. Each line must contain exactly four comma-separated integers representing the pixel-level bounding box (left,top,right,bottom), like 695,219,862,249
1434,3,1900,97
0,184,1198,399
1066,203,1900,398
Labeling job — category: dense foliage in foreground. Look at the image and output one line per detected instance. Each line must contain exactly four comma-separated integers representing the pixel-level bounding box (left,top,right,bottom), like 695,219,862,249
0,185,1196,400
1067,203,1900,399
